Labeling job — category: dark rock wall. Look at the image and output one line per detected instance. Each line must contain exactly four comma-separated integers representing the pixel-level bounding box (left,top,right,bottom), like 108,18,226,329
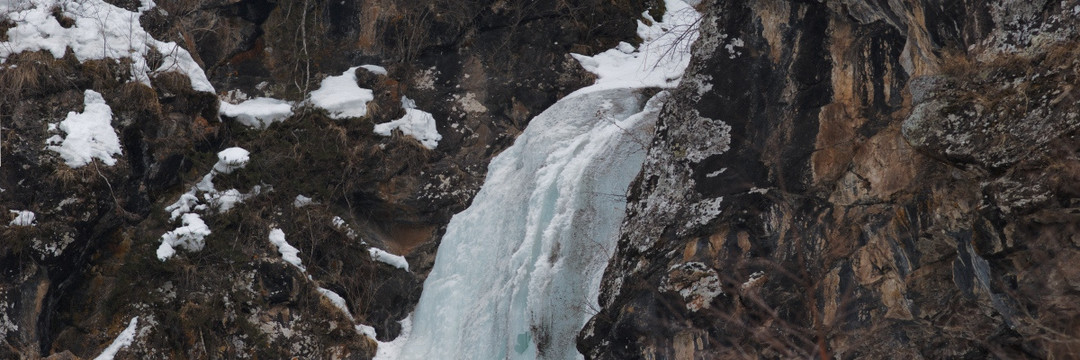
582,0,1080,358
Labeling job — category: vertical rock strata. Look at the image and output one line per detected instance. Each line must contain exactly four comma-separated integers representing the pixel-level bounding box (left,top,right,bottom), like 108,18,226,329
582,0,1080,358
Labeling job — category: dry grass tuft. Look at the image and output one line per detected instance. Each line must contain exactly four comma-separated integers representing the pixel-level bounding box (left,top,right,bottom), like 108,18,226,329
389,131,433,157
0,51,74,97
49,161,100,187
150,70,193,95
0,18,15,42
144,46,164,71
82,58,131,89
0,61,42,96
937,40,1080,126
938,48,978,78
114,82,163,117
50,5,75,28
51,164,80,185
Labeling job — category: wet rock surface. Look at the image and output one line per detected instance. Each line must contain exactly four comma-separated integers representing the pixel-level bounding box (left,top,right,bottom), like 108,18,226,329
581,0,1080,359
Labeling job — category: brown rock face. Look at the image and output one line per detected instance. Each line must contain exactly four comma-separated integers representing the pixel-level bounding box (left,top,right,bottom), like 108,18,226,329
581,0,1080,358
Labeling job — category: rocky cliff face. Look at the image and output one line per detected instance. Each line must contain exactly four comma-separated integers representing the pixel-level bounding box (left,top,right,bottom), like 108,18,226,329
581,0,1080,358
7,0,1080,358
0,0,652,358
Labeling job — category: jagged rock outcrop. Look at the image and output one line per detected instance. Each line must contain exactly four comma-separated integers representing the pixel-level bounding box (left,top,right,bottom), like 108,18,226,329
0,0,654,358
582,0,1080,358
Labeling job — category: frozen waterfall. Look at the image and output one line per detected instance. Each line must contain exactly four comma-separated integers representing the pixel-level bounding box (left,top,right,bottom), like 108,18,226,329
393,88,663,360
383,1,699,358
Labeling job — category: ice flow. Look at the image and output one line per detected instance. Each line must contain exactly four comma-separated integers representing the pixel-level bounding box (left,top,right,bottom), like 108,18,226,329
395,88,663,360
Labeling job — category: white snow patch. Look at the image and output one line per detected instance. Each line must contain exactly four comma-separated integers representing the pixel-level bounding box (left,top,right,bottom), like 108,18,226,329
373,108,442,149
331,216,359,240
293,195,315,208
373,314,412,360
219,97,294,129
332,216,346,228
46,90,122,168
158,148,259,260
316,281,387,346
214,147,250,174
0,0,213,92
373,96,441,149
9,210,35,226
308,66,374,119
368,247,409,272
268,228,304,271
569,0,700,96
207,188,250,213
93,317,138,360
359,64,388,75
317,288,352,317
193,172,215,193
137,0,156,13
357,324,378,340
165,193,201,221
156,213,211,261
